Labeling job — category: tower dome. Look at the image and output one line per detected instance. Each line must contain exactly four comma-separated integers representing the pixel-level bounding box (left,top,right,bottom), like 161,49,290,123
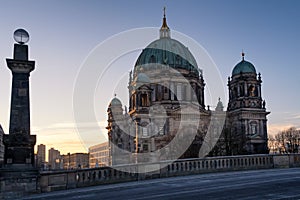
232,53,256,76
110,97,122,107
215,98,224,111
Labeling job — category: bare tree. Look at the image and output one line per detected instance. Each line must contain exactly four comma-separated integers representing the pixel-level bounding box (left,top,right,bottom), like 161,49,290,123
268,135,276,153
273,127,300,154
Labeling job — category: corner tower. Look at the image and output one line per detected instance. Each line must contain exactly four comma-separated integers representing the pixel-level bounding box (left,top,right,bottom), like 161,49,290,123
3,29,36,167
227,52,269,154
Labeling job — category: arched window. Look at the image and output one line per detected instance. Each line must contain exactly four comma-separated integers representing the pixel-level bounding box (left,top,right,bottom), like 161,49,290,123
151,85,156,102
157,85,162,101
248,85,255,97
240,85,244,96
182,84,187,101
255,86,259,97
175,55,182,66
141,93,148,106
164,118,169,134
234,87,238,98
170,82,175,100
149,55,156,63
177,84,182,100
250,121,258,135
142,127,148,137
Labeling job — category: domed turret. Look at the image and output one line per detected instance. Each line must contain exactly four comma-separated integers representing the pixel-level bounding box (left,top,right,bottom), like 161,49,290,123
232,52,256,76
215,98,224,111
227,52,270,155
107,95,123,120
110,97,122,107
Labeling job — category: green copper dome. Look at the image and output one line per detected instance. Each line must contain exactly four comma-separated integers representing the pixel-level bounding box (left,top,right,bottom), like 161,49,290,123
232,59,256,76
134,9,200,77
134,9,199,76
110,97,122,106
135,37,199,76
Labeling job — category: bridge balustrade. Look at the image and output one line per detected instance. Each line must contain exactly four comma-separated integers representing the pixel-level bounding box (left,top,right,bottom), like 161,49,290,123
38,154,300,193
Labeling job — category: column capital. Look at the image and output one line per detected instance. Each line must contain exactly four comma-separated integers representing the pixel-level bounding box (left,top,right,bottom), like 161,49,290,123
6,59,35,74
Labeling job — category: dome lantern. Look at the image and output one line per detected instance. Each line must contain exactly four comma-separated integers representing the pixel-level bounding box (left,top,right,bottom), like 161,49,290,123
160,7,170,38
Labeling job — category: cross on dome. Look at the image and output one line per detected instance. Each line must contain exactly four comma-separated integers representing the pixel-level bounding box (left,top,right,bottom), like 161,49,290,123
242,50,245,61
160,7,170,38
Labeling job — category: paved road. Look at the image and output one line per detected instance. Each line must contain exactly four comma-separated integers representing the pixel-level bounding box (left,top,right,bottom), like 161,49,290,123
24,168,300,200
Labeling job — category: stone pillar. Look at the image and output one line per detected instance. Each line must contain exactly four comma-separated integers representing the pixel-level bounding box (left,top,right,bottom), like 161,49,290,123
258,85,261,98
244,82,248,96
186,84,191,101
245,120,248,135
170,82,174,100
4,42,36,167
260,120,264,137
1,29,38,198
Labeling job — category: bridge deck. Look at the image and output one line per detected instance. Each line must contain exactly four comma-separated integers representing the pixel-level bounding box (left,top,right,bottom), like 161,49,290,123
24,168,300,200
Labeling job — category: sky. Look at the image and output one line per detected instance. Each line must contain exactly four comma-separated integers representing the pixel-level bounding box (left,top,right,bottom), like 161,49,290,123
0,0,299,156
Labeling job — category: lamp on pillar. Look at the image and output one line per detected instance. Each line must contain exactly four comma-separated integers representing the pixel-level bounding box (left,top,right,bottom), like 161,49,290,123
3,29,36,168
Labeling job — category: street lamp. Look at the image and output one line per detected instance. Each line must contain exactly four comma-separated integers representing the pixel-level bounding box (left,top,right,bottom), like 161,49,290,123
68,152,71,170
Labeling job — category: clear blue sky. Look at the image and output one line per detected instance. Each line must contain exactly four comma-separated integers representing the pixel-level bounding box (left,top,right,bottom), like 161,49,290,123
0,0,299,154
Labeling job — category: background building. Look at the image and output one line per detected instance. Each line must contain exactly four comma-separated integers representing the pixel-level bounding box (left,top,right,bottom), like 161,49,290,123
62,153,89,169
89,141,110,168
48,148,61,170
37,144,46,169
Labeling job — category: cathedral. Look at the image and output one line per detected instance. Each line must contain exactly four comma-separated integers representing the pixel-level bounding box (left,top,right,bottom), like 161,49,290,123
106,11,270,165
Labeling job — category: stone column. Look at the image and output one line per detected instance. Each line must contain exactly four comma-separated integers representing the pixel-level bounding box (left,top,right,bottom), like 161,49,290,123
260,120,264,137
170,82,174,100
186,83,191,101
258,85,261,98
1,29,38,198
4,43,36,167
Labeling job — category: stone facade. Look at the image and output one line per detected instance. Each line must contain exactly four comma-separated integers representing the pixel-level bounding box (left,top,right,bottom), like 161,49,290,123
48,148,61,170
62,153,89,169
37,144,46,168
106,13,270,165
